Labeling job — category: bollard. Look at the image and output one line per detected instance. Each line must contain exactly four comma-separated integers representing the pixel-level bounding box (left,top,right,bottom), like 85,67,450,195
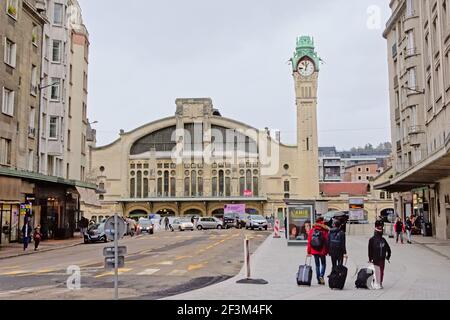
236,236,268,285
273,219,281,238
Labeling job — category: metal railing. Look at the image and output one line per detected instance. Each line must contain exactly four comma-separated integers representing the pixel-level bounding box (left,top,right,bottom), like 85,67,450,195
408,125,425,135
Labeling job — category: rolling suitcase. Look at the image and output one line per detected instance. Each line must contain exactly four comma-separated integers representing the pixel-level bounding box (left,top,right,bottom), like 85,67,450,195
355,265,375,289
328,257,348,290
297,256,313,286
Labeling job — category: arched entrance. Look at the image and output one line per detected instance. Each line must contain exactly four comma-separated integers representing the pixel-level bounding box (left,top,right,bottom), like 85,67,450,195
211,208,224,219
184,209,204,218
129,210,148,221
157,209,176,217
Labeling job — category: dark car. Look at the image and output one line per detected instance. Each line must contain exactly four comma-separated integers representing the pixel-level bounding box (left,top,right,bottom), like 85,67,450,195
84,223,108,244
137,218,154,234
223,213,237,229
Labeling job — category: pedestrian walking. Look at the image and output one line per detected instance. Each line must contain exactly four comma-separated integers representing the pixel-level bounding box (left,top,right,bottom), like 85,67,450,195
395,217,405,244
22,222,33,251
307,217,329,285
33,225,42,251
284,215,288,239
164,216,170,231
368,224,391,289
405,217,413,244
328,220,347,273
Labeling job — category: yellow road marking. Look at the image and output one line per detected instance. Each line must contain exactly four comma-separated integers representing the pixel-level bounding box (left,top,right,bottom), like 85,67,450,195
188,263,206,271
0,266,20,270
175,255,191,260
1,270,27,276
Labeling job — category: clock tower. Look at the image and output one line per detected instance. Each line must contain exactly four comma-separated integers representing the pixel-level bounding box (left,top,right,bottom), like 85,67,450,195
291,36,320,199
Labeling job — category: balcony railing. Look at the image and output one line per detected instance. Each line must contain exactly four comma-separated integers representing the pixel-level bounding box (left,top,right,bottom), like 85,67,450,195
404,47,417,57
408,125,425,135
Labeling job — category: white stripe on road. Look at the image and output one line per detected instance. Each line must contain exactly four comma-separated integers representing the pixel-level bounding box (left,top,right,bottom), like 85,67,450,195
137,269,160,276
168,270,187,276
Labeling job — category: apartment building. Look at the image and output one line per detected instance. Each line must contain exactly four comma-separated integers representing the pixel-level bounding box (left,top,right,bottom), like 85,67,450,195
0,0,95,245
379,0,450,240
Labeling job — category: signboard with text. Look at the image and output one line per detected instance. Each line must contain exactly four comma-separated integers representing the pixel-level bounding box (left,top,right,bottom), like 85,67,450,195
349,198,365,221
286,204,314,244
224,204,246,214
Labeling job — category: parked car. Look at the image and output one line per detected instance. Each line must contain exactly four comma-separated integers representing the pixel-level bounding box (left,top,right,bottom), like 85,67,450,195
171,218,194,231
246,215,268,230
196,217,223,230
223,212,238,229
84,223,108,243
137,218,154,234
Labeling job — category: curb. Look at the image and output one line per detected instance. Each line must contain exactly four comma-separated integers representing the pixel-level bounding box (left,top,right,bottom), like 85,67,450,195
0,241,84,261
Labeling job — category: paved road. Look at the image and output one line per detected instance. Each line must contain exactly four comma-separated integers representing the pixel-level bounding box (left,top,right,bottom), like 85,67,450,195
0,228,269,300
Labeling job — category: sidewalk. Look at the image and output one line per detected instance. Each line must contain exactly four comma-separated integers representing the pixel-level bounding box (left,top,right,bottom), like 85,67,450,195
165,233,450,300
410,235,450,260
0,233,85,260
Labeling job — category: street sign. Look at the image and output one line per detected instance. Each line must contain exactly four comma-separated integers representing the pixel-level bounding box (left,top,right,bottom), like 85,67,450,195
103,246,127,257
104,216,126,241
104,256,125,270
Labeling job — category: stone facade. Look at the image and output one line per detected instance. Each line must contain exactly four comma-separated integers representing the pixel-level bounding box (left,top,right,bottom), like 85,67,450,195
86,37,321,223
380,0,450,240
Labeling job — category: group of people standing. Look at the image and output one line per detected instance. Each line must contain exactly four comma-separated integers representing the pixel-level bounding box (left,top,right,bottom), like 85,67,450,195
21,222,42,251
306,217,347,285
305,216,392,289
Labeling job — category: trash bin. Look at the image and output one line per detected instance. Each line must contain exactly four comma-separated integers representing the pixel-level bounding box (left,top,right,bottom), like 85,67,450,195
422,223,433,237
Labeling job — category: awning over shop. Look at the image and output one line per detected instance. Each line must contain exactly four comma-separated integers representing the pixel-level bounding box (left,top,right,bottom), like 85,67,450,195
76,187,101,207
375,143,450,193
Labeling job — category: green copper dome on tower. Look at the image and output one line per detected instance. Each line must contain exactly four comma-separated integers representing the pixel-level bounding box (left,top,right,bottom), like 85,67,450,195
291,35,320,72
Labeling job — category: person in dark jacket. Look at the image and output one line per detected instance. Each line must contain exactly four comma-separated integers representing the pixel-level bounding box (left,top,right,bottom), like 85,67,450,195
328,220,347,273
307,217,329,285
405,217,413,244
33,225,42,251
22,222,33,251
368,226,391,289
394,217,405,244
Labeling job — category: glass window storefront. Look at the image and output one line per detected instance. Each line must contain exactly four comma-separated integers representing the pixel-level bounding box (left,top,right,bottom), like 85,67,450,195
0,204,20,244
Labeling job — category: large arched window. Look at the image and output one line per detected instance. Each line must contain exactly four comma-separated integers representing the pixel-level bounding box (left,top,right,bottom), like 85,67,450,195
130,178,135,198
239,177,245,196
212,177,218,197
246,170,252,191
191,171,197,196
170,177,176,197
130,126,177,154
218,170,224,196
184,177,190,196
164,171,169,197
136,171,142,198
157,178,162,196
211,125,258,156
253,176,259,196
225,177,231,197
198,177,203,196
143,178,148,198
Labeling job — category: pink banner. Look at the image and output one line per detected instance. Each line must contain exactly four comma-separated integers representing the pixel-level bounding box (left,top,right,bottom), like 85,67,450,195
224,204,246,214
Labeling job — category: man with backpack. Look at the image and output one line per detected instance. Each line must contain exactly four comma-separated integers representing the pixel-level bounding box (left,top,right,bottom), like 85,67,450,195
368,223,391,289
328,220,347,273
307,217,329,285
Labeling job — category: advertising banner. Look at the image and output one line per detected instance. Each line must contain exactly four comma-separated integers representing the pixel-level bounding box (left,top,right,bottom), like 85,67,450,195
224,204,246,214
287,205,314,242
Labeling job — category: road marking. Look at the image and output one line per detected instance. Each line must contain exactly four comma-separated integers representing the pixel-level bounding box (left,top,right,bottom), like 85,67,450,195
0,266,20,270
137,269,160,276
0,270,27,276
94,268,132,278
157,261,173,265
175,255,191,260
188,263,207,271
168,269,187,276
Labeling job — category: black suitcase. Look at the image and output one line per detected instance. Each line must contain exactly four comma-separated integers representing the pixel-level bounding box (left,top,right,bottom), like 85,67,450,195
297,256,313,286
328,263,348,290
355,267,374,289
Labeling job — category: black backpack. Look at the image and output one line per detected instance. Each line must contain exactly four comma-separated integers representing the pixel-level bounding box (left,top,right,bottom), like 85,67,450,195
329,230,344,253
311,229,324,251
373,237,386,261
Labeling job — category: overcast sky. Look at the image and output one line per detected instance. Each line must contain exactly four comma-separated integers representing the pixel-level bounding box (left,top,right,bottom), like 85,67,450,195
78,0,392,150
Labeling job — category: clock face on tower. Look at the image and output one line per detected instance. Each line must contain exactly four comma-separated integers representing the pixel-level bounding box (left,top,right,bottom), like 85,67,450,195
297,58,315,77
